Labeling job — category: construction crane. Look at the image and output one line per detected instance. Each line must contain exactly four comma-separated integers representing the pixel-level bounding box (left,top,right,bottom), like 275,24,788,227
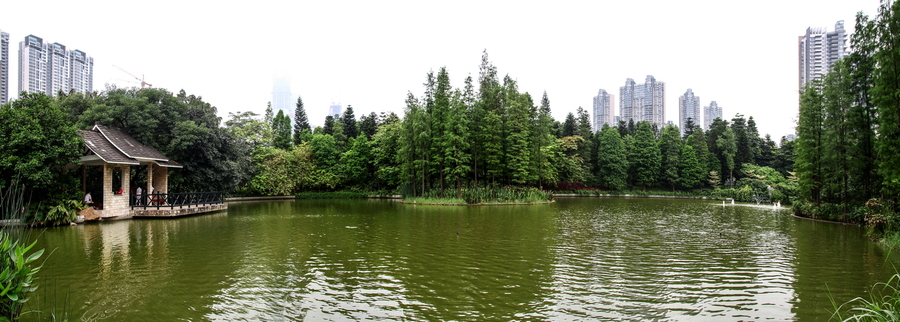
113,65,152,89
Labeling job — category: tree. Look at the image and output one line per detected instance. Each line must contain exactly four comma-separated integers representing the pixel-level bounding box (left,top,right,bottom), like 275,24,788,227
445,89,472,197
658,125,682,191
0,93,82,199
756,134,777,168
341,105,358,139
534,91,555,188
399,92,428,196
504,77,534,185
225,111,273,153
475,51,504,185
629,121,660,191
730,114,753,176
706,117,729,174
796,81,825,205
821,60,853,208
323,115,335,135
310,133,339,170
72,87,252,193
264,101,273,125
682,118,697,140
596,126,628,190
332,119,347,152
575,107,595,178
717,127,738,188
773,136,796,176
272,110,292,150
431,67,452,195
359,112,378,139
846,12,879,201
293,96,311,145
686,128,711,183
562,112,576,137
371,121,403,189
678,144,705,189
874,0,900,197
248,147,298,195
340,135,374,187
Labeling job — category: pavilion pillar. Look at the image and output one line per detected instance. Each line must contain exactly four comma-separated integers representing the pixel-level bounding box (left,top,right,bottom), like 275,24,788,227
152,166,168,193
147,164,154,194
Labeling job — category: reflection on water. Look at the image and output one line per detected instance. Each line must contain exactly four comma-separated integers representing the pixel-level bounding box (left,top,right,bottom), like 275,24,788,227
24,199,900,321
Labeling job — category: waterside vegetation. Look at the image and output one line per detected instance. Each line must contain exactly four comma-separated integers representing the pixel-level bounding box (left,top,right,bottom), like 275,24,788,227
794,2,900,244
1,52,796,213
0,182,45,321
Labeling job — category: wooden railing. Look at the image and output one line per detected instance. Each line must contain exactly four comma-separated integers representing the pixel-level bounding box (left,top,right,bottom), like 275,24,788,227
131,191,225,210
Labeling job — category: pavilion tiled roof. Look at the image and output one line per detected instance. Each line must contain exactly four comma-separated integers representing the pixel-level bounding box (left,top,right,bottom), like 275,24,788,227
94,124,170,161
77,124,182,168
78,130,139,165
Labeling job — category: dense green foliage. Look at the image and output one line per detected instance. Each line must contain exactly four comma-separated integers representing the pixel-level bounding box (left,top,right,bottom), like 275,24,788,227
793,3,900,231
0,93,82,211
0,52,795,208
272,110,292,150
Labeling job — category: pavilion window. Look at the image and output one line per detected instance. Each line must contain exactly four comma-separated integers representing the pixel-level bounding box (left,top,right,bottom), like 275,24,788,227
112,167,123,194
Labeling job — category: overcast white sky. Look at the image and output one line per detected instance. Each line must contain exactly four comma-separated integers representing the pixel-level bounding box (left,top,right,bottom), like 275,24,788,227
0,0,882,139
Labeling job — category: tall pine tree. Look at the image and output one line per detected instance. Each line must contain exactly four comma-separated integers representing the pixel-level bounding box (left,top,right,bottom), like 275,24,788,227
293,96,311,145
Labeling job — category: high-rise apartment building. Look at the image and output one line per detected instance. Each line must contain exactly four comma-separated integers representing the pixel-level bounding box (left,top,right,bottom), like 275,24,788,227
679,88,700,133
272,77,293,119
592,89,614,132
703,101,722,130
619,75,665,129
18,34,93,96
0,30,9,104
799,20,848,90
329,103,342,117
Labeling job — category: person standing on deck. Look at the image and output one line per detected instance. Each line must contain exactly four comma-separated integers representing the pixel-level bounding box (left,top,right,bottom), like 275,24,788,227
136,186,143,205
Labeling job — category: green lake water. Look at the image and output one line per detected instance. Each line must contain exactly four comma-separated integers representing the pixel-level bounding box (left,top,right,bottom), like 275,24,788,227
25,198,898,321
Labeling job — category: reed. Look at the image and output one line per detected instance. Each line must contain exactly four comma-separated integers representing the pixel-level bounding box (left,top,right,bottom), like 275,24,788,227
0,180,45,320
831,273,900,321
404,185,551,204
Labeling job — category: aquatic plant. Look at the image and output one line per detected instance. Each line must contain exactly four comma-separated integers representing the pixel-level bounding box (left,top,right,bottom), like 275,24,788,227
0,181,44,320
404,185,550,204
831,273,900,321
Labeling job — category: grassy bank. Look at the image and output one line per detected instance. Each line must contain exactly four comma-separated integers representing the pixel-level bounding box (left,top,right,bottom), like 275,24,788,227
295,191,393,199
403,186,551,205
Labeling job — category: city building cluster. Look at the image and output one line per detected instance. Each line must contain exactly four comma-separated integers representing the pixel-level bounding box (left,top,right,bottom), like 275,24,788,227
590,20,848,137
591,76,721,135
0,30,94,105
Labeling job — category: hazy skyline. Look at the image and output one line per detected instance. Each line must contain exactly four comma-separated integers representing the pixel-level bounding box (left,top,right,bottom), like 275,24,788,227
0,0,882,138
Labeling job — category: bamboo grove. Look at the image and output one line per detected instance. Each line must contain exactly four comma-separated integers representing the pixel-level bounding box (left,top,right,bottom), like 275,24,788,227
794,1,900,235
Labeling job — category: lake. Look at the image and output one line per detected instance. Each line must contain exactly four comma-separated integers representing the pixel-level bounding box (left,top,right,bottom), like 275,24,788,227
26,198,898,321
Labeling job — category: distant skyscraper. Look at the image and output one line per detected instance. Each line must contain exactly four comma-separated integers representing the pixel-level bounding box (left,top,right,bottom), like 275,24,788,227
679,88,700,133
592,89,614,132
619,75,665,129
272,77,293,119
703,101,722,130
18,34,93,96
329,103,342,117
0,30,8,104
799,20,848,90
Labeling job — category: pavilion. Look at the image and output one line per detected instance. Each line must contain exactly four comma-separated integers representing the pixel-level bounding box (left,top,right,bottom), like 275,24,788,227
77,124,225,219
